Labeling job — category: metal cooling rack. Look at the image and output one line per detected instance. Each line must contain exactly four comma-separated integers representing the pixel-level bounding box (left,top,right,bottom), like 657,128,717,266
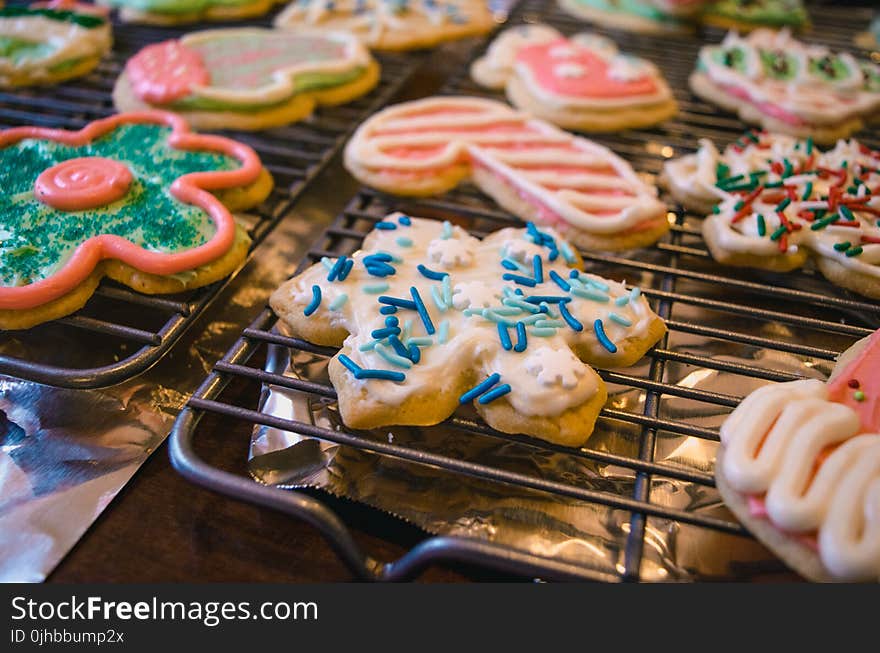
0,12,421,388
170,1,880,581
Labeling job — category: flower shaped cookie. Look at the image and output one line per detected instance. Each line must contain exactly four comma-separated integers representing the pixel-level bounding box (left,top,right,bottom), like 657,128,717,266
0,111,271,330
270,214,666,447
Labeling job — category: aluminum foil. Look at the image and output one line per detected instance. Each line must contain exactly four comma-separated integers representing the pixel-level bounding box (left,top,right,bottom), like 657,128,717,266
249,209,866,581
0,205,326,582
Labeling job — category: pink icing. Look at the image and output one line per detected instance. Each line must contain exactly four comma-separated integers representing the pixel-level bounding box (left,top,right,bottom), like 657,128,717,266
126,41,210,105
34,157,132,211
826,329,880,433
723,84,807,127
0,111,263,311
516,39,658,99
746,496,819,552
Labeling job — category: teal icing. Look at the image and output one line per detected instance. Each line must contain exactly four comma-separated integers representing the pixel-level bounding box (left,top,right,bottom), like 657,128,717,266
0,123,238,287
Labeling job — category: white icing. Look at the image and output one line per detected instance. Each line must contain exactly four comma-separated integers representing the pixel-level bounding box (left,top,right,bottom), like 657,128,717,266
344,97,667,236
697,28,880,127
0,11,111,81
553,62,586,78
284,215,660,420
720,378,880,581
427,235,476,268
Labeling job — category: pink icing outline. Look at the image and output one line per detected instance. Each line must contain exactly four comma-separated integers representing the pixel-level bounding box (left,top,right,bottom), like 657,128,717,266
126,40,210,105
0,110,262,311
34,157,133,211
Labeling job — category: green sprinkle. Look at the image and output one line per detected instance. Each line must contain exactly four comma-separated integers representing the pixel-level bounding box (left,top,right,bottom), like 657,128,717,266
764,180,784,188
854,390,866,402
712,205,721,214
782,159,793,178
775,197,791,212
810,214,838,231
396,237,413,247
329,294,348,311
362,283,389,294
801,182,813,200
570,287,610,302
374,342,412,369
734,200,745,211
839,205,855,221
806,137,813,154
833,241,851,251
745,131,760,143
845,246,863,257
770,225,788,241
757,214,767,237
716,162,731,180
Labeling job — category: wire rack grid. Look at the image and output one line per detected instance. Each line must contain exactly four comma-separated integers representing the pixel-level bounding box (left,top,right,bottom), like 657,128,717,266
170,1,880,581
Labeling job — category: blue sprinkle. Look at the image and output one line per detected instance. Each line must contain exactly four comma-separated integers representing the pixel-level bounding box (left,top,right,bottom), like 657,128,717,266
388,335,410,358
320,257,334,271
502,297,541,313
365,253,393,263
524,295,571,304
608,312,632,327
396,237,413,248
401,319,413,342
520,314,546,325
356,369,405,382
410,287,435,335
534,319,563,328
630,287,642,302
514,322,527,352
501,259,519,271
418,264,448,281
583,277,610,292
503,273,537,287
460,373,501,403
374,342,413,369
377,250,403,263
339,258,354,281
571,287,609,302
358,341,377,352
327,256,347,282
438,320,450,344
532,255,544,284
385,316,399,327
304,285,322,316
380,305,397,315
548,270,571,292
430,285,448,312
477,384,512,404
375,221,397,230
442,275,452,305
530,327,557,337
408,344,421,363
371,326,401,339
497,322,513,351
329,294,348,311
515,288,524,296
568,269,579,279
593,319,618,353
614,295,629,307
398,215,411,226
558,301,584,332
378,295,417,309
363,283,390,294
481,309,515,327
441,221,453,239
338,354,362,375
407,336,433,347
488,306,522,316
364,262,396,277
560,242,576,264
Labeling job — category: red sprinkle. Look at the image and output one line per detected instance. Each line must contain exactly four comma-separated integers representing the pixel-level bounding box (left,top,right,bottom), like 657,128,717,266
861,235,880,244
848,378,861,389
778,233,788,252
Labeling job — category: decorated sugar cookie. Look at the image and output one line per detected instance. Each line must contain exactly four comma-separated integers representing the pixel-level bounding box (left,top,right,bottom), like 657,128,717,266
274,0,497,52
0,1,111,88
557,0,706,34
113,28,379,132
344,97,669,251
701,0,809,32
471,25,677,131
716,329,880,582
98,0,285,25
0,112,274,330
663,131,880,299
691,29,880,144
269,214,666,447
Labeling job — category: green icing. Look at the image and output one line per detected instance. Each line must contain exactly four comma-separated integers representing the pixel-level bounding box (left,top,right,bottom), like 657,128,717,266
0,123,238,287
703,0,808,28
571,0,685,24
103,0,257,15
759,50,798,80
808,55,853,82
712,46,749,74
0,7,106,29
861,62,880,93
48,57,88,74
170,67,365,111
0,36,56,65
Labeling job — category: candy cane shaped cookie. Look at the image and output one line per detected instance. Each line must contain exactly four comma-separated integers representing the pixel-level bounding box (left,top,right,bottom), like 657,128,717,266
471,25,678,131
717,329,880,581
344,97,669,251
